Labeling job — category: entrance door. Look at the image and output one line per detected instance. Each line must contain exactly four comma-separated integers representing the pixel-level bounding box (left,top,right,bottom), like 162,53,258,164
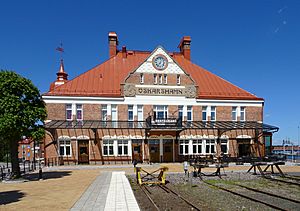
237,139,251,157
132,140,143,162
149,139,160,163
163,139,173,162
78,140,89,164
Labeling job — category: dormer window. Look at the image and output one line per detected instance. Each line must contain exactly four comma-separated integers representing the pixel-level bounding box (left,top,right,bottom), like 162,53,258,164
177,75,181,85
140,73,144,84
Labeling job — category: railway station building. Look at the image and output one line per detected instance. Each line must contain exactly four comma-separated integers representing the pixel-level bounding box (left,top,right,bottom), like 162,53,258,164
42,32,278,165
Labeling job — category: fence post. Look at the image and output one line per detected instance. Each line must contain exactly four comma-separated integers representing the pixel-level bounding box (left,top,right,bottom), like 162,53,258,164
23,161,26,173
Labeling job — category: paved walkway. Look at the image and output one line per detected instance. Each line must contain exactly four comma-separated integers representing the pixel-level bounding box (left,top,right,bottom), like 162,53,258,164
70,171,140,211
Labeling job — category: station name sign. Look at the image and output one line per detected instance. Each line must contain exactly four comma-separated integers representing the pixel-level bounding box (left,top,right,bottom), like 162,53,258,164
123,83,196,98
136,87,184,96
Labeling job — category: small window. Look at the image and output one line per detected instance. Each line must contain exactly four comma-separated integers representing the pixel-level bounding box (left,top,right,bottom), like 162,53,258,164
232,107,237,121
140,73,144,84
164,74,167,84
211,106,216,121
159,74,163,84
103,140,114,156
128,105,133,128
76,104,83,121
66,104,72,121
178,105,183,120
240,107,246,121
202,106,207,121
177,75,181,85
154,74,157,84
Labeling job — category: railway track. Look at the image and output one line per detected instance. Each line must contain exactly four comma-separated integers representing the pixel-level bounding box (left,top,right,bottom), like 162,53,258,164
139,184,201,211
264,175,300,186
203,180,299,211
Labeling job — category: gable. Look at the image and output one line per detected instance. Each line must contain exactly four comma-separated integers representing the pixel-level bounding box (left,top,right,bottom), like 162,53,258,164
134,46,185,74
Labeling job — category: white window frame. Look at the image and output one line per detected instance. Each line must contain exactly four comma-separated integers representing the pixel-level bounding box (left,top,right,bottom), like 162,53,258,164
117,140,129,156
177,74,181,85
66,104,72,121
202,106,208,121
59,138,72,157
192,139,203,154
101,105,107,121
137,105,143,128
76,104,83,121
128,105,134,128
140,73,144,84
164,74,167,84
178,105,183,120
103,140,114,156
179,140,189,155
220,139,229,154
240,107,246,121
232,107,237,121
159,74,163,84
154,74,157,84
153,105,168,120
211,106,216,121
111,104,118,128
205,139,216,154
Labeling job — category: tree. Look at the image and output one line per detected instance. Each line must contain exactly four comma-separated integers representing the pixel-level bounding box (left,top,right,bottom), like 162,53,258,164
0,70,47,178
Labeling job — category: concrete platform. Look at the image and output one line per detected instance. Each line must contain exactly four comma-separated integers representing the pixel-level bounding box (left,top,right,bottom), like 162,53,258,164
70,171,140,211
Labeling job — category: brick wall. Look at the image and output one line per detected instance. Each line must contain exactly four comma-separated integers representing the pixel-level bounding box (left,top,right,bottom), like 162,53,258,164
46,104,65,119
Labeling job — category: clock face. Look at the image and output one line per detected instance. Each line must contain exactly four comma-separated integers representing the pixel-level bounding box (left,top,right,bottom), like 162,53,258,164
152,55,168,70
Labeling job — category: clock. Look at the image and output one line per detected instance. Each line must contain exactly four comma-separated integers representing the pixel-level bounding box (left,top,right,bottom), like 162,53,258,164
152,54,168,70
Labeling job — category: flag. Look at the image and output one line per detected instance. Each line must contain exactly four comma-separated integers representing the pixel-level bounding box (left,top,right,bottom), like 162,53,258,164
56,46,64,52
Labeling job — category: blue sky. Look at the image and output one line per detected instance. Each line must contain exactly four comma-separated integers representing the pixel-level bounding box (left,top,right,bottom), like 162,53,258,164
1,0,299,145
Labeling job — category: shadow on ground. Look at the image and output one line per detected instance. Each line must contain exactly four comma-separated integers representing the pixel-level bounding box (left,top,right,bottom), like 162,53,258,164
23,171,72,181
0,190,25,205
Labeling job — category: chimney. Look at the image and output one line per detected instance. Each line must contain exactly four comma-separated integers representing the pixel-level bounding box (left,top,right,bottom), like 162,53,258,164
122,46,127,58
108,32,118,58
178,36,191,60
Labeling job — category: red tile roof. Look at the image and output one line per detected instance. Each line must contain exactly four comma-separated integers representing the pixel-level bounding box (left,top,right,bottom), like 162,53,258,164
44,51,263,100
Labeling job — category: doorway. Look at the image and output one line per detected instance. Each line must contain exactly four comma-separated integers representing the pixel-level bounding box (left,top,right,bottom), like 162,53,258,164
237,139,251,157
149,139,160,163
132,139,143,163
78,140,89,164
163,139,173,162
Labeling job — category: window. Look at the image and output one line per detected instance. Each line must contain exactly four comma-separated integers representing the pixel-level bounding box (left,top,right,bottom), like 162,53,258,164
103,140,114,156
164,74,167,84
178,105,183,121
140,73,144,84
193,140,202,154
187,106,192,127
159,74,163,84
202,106,207,121
221,139,228,154
118,140,128,155
153,105,168,120
66,104,72,121
154,74,157,84
137,105,143,128
128,105,133,128
111,105,118,128
232,107,237,121
179,140,189,155
59,139,71,156
211,106,216,121
101,105,107,127
76,104,83,121
240,107,246,121
177,75,181,85
205,139,215,154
